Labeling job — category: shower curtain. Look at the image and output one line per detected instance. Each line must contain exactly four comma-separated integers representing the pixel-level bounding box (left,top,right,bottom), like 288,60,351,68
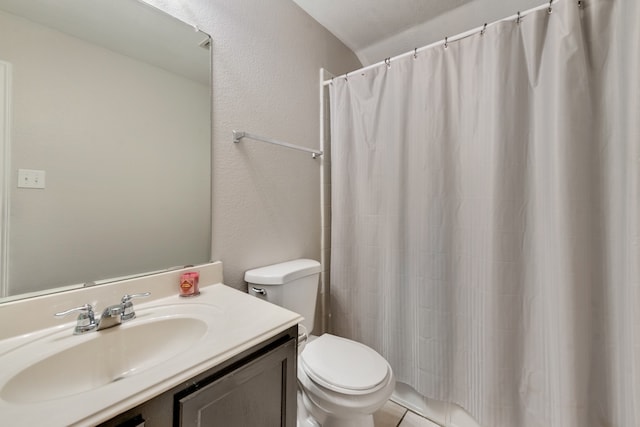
329,1,639,426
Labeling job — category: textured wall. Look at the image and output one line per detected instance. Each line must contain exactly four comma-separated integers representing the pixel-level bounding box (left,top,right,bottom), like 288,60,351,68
145,0,361,290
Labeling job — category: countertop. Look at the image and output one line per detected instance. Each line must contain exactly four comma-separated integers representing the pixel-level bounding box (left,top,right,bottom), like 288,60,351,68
0,265,302,426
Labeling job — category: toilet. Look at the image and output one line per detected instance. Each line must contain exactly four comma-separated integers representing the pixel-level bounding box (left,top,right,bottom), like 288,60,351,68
245,259,395,427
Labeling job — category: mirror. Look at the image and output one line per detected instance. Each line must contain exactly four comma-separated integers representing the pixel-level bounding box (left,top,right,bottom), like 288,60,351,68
0,0,211,302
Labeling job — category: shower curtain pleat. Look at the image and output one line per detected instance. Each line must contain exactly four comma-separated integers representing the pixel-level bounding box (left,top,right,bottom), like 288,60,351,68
329,1,640,426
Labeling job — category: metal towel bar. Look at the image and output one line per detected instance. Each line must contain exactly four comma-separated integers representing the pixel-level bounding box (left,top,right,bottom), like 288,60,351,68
233,130,323,159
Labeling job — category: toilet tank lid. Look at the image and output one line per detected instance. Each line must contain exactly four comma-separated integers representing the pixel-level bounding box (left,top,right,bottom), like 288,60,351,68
244,259,321,285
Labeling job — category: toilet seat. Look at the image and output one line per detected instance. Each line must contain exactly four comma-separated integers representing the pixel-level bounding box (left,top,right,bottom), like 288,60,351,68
300,334,390,395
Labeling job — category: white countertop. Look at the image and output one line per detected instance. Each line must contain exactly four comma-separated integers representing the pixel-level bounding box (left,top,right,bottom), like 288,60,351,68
0,263,302,426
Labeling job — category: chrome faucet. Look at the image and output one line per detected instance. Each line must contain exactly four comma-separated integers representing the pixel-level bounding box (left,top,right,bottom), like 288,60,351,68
96,293,150,330
97,303,125,330
55,292,150,334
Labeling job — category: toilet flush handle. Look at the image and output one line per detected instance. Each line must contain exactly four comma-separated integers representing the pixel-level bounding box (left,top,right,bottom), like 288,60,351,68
252,287,267,296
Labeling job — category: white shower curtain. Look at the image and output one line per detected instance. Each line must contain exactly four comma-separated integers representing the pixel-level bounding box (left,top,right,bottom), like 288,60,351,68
329,1,639,426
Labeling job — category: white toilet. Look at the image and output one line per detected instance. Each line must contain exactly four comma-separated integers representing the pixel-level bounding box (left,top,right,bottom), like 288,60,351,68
245,259,395,427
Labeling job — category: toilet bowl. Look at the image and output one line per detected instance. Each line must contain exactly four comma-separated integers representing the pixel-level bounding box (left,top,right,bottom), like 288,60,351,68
245,259,395,427
297,333,395,427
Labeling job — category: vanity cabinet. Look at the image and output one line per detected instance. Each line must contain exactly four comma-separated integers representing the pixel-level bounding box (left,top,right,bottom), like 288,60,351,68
100,327,297,427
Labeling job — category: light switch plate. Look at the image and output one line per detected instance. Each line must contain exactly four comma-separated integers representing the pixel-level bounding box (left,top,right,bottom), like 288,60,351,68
17,169,46,189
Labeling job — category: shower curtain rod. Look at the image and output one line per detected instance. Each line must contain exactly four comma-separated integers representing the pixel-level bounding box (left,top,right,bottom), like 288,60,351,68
322,0,560,86
232,130,323,159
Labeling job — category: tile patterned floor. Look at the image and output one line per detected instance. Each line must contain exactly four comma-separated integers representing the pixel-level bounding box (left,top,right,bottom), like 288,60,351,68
373,400,441,427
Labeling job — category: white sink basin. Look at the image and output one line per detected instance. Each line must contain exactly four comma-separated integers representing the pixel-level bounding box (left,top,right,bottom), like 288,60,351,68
1,306,209,404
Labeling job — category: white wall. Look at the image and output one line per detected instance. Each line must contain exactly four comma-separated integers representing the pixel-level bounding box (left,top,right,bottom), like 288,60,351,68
144,0,361,293
1,10,211,294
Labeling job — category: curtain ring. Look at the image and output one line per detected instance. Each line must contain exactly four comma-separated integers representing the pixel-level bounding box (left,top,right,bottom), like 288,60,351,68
414,48,418,59
548,0,553,14
480,23,487,36
516,11,521,24
385,57,391,68
330,77,334,85
444,37,448,49
344,72,349,82
578,0,583,8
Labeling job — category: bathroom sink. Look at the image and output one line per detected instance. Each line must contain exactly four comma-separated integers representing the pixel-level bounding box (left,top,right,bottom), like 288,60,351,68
1,309,208,404
0,281,304,427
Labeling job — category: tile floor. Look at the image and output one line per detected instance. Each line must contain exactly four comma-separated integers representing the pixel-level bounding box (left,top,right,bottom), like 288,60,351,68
373,400,441,427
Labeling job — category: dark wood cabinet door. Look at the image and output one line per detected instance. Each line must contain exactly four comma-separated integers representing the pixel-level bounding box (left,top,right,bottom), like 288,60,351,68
177,338,297,427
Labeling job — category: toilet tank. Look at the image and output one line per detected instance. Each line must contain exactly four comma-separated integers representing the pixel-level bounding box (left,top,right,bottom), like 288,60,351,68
245,259,321,332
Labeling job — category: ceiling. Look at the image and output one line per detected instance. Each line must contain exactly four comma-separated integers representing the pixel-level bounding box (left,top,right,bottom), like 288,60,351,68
292,0,545,67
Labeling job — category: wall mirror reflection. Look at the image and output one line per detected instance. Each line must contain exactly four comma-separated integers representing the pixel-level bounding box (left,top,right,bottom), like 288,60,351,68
0,0,212,302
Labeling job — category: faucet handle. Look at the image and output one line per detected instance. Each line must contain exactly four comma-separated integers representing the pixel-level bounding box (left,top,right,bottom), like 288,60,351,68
121,292,151,304
121,292,150,321
55,304,96,334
